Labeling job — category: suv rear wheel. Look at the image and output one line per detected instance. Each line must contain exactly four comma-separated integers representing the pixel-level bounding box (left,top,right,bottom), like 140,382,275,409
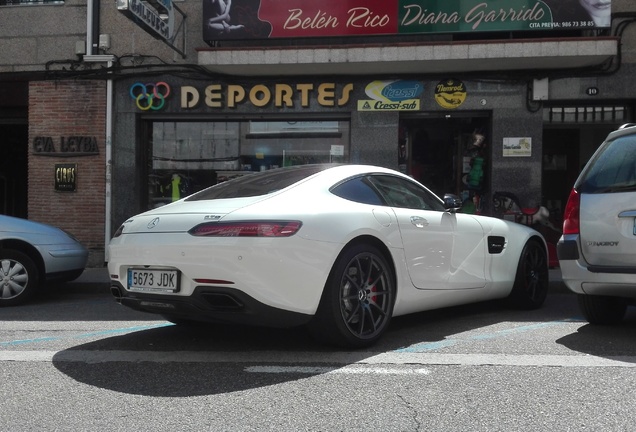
577,294,627,325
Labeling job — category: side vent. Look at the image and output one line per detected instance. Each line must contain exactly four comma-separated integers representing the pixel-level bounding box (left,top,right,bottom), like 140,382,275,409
488,236,506,254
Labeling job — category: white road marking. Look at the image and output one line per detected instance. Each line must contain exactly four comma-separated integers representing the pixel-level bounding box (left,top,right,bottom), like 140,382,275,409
245,366,432,375
1,350,636,368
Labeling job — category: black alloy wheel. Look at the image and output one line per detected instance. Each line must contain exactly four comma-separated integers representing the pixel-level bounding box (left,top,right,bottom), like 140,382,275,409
507,240,549,309
309,244,395,348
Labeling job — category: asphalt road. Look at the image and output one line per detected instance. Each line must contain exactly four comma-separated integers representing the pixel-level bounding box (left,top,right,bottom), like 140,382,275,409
1,269,635,431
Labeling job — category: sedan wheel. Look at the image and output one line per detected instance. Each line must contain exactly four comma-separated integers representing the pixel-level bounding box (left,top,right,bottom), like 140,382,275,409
507,240,549,309
0,250,38,306
309,244,395,348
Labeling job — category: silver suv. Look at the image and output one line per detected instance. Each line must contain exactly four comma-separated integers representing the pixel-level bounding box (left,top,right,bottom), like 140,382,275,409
558,124,636,324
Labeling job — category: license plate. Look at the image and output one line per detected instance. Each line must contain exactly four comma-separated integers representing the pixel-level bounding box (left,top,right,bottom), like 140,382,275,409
127,269,179,293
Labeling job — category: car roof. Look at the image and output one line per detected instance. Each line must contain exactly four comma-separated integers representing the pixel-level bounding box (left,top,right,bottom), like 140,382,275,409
0,215,63,236
607,123,636,139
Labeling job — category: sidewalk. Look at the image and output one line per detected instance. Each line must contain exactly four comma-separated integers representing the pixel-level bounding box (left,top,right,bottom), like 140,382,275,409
64,266,111,293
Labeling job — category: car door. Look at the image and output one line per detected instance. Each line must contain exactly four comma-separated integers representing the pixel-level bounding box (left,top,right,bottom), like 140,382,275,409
368,175,486,290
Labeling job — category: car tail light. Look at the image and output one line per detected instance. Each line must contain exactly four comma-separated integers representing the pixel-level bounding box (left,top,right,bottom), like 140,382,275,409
562,188,580,235
189,221,302,237
112,224,125,238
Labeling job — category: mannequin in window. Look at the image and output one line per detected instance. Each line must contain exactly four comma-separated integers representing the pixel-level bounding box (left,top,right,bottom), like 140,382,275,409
165,173,191,202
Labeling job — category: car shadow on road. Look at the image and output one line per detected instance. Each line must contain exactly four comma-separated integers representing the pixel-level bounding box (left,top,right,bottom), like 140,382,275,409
555,307,636,359
0,284,157,322
50,291,611,398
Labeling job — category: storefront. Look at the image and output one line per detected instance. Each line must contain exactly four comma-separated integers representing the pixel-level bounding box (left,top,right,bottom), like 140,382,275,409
18,75,632,268
4,0,635,270
111,75,546,231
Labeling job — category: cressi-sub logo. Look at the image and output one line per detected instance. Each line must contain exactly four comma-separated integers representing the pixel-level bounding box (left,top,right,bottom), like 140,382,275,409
359,80,423,111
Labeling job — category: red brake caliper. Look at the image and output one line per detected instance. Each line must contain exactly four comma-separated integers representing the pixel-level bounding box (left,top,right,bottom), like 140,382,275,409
369,278,377,303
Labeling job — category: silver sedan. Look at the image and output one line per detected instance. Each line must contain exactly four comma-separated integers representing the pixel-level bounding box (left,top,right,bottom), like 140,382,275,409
0,215,88,306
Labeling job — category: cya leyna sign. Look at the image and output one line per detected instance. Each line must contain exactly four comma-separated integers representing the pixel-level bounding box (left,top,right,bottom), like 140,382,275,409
202,0,611,43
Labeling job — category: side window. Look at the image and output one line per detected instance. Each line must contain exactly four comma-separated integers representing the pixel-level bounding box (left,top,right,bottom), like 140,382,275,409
330,177,384,205
368,175,445,211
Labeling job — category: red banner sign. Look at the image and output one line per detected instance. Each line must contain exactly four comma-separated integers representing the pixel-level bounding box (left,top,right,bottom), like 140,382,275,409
202,0,611,43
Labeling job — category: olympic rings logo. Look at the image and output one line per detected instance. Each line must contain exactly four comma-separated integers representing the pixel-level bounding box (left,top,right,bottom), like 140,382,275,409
129,82,171,111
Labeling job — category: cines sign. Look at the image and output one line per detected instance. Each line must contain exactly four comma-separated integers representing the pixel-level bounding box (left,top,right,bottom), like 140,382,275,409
180,83,355,109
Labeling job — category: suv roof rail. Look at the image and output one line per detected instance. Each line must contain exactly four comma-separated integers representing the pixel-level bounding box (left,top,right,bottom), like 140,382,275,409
618,123,636,129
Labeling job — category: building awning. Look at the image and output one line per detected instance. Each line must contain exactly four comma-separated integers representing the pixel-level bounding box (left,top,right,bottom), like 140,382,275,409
197,37,618,77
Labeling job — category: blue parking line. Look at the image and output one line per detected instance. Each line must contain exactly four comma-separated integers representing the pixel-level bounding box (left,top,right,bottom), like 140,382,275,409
395,318,581,353
1,337,60,346
0,322,173,347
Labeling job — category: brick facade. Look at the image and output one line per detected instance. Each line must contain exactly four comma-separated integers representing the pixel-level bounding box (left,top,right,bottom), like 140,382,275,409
28,80,106,266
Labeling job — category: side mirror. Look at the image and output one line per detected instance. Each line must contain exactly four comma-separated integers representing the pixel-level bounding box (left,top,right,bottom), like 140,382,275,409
443,194,463,213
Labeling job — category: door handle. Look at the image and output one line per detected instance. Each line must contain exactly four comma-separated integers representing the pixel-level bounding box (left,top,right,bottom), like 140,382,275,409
618,210,636,217
410,216,429,227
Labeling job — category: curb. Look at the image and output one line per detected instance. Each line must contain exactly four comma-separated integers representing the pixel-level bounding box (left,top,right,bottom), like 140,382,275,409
55,267,111,294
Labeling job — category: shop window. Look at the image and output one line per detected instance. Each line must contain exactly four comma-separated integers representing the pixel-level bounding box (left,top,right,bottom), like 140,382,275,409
544,106,627,124
146,119,349,208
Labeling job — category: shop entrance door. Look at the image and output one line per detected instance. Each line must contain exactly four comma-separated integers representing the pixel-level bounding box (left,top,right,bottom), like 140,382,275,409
399,114,490,212
541,128,580,224
0,124,28,217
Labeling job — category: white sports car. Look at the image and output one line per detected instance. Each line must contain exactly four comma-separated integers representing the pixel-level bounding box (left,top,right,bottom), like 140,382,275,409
108,164,549,347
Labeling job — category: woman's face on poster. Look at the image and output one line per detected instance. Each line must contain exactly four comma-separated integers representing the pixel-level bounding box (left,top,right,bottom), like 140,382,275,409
579,0,611,17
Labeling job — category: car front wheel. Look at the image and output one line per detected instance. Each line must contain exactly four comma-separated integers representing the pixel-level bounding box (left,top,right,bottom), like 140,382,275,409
577,294,627,325
0,249,39,306
308,244,395,348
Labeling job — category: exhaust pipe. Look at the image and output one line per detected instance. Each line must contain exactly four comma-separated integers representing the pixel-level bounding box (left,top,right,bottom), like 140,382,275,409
110,285,123,303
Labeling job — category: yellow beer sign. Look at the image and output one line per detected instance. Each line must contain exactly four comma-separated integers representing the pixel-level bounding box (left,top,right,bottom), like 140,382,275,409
434,78,467,109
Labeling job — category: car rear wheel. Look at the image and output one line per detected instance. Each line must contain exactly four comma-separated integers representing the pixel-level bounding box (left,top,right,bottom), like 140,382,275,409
507,240,549,309
577,294,627,325
0,249,39,306
308,244,395,348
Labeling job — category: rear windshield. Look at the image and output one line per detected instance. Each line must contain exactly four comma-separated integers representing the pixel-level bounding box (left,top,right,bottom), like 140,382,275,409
578,134,636,194
185,164,329,200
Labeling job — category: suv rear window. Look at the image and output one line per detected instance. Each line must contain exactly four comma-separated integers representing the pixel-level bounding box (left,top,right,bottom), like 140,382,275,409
578,134,636,194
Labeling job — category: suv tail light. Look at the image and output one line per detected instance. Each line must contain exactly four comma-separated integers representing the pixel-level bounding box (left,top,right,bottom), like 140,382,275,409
189,221,302,237
562,188,580,235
